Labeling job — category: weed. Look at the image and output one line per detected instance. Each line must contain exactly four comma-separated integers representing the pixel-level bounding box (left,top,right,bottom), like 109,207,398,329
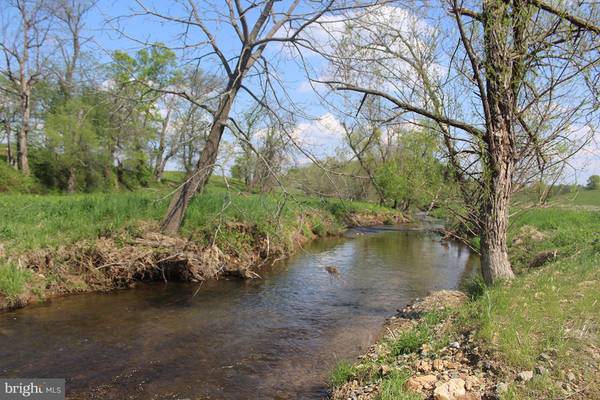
329,360,355,387
0,262,31,301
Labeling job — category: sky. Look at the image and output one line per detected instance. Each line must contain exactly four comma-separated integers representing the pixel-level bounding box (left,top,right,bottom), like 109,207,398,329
18,0,600,183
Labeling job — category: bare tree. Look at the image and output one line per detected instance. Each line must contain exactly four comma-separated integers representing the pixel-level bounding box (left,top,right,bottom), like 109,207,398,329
318,1,599,283
0,0,52,175
48,0,97,99
152,70,219,182
125,0,359,234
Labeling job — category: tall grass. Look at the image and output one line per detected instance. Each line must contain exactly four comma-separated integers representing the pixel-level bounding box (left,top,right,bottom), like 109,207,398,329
0,262,31,301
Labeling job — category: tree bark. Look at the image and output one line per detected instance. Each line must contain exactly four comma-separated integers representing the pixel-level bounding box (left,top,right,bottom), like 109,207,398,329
479,142,515,284
17,89,30,175
161,85,238,234
17,14,31,176
67,167,76,193
479,0,518,284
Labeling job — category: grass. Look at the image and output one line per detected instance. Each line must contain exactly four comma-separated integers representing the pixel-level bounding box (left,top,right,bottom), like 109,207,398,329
0,178,393,253
0,162,43,194
457,197,600,399
0,176,398,307
378,370,424,400
329,310,450,397
0,262,31,301
329,361,356,387
330,190,600,400
388,310,449,356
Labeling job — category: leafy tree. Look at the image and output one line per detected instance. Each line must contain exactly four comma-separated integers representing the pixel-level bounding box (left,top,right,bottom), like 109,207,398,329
587,175,600,190
374,128,443,210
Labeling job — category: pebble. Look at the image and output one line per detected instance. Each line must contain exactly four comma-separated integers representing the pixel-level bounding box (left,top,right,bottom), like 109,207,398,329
496,382,509,394
534,365,546,375
517,370,534,382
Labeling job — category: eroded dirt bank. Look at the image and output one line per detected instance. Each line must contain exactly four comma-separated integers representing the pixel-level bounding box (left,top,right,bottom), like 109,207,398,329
1,210,406,311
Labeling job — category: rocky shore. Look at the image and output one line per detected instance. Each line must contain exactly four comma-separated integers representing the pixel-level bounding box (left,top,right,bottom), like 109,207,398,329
330,290,551,400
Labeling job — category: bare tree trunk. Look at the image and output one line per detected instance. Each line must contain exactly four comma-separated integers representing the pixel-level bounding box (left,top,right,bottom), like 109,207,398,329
17,89,30,175
479,144,515,284
17,16,31,176
479,0,517,284
161,87,237,234
153,158,168,182
153,107,172,182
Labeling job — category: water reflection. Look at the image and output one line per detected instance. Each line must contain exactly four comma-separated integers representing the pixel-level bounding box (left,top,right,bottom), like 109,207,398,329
0,226,478,399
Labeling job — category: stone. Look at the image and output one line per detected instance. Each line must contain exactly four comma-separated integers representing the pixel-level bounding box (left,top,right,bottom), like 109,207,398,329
379,365,391,376
534,365,546,375
433,378,466,400
449,341,461,349
517,370,534,382
418,360,432,372
433,359,445,371
464,376,479,391
406,374,438,391
496,382,509,395
446,361,461,369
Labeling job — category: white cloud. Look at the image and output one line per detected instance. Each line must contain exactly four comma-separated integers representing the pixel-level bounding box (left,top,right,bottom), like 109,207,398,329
292,112,345,146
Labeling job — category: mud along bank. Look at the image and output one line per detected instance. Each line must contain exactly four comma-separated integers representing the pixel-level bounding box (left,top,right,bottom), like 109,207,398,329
0,223,477,399
0,189,406,311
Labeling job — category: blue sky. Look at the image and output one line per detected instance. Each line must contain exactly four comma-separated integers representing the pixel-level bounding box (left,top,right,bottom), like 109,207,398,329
52,1,600,183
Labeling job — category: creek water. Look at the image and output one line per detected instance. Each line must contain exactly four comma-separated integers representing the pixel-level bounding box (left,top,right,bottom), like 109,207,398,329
0,224,478,399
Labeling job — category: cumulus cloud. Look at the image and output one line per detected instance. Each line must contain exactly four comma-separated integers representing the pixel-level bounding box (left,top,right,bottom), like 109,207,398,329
292,112,345,146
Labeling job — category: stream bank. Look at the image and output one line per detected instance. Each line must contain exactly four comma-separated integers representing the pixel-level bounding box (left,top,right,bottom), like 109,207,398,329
0,224,476,399
0,207,405,311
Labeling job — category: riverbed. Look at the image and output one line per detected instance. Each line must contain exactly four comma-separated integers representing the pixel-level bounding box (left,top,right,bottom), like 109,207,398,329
0,224,478,399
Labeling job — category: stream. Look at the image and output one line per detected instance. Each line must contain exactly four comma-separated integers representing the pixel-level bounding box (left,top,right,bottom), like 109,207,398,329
0,223,479,399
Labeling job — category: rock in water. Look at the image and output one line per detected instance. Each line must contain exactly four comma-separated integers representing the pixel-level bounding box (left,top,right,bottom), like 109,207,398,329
433,378,466,400
325,265,339,274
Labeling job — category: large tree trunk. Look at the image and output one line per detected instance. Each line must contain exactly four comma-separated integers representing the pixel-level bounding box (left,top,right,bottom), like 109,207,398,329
479,0,517,284
479,148,515,284
161,87,237,234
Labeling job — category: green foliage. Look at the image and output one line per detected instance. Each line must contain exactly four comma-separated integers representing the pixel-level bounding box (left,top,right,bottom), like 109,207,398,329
329,361,355,387
373,128,445,210
388,311,448,356
0,262,31,301
0,162,43,193
586,175,600,190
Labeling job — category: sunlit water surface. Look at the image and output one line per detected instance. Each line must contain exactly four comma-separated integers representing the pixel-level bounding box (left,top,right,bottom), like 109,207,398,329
0,224,479,399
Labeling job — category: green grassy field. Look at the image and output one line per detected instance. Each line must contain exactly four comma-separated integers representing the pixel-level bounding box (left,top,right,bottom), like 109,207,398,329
465,190,600,399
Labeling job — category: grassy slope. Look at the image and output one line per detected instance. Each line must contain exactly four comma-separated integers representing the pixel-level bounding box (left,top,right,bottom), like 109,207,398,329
0,177,397,306
465,189,600,399
330,189,600,399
